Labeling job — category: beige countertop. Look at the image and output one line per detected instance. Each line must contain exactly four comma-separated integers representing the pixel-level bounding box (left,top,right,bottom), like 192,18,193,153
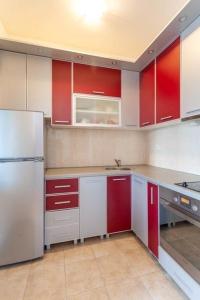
45,165,200,200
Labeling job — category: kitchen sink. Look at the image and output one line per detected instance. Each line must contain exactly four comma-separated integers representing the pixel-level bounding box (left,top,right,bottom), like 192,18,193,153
105,167,131,171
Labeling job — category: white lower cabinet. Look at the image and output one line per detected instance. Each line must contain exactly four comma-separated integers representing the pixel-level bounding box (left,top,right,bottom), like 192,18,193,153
45,209,79,247
132,175,148,246
80,176,107,240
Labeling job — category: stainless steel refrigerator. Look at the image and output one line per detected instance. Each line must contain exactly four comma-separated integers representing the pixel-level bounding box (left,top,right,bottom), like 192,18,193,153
0,109,44,266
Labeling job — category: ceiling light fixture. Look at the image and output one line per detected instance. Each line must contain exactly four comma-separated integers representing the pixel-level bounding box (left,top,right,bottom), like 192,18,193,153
179,15,187,23
148,49,154,54
73,0,107,25
75,55,83,60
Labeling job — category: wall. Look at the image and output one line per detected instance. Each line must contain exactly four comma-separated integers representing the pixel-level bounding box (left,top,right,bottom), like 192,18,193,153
147,122,200,175
46,126,147,168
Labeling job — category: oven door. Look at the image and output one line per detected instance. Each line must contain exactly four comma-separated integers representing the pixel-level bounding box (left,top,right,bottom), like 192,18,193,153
160,198,200,285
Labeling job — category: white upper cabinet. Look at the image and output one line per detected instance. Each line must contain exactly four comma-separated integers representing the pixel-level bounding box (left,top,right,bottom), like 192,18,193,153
181,16,200,118
121,70,139,127
27,55,52,117
0,50,26,110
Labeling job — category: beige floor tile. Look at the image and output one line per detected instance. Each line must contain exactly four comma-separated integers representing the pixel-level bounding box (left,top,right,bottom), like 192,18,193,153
65,258,104,296
141,271,188,300
0,262,31,300
106,281,153,300
92,240,120,258
114,236,143,253
64,245,95,264
96,253,131,285
23,258,66,300
68,287,109,300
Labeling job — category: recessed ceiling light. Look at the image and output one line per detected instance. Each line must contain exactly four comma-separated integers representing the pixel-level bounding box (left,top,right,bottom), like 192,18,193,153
75,55,83,60
179,16,187,23
73,0,107,25
148,49,154,54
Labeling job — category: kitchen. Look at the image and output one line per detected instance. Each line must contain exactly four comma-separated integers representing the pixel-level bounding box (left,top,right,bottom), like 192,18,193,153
0,0,200,299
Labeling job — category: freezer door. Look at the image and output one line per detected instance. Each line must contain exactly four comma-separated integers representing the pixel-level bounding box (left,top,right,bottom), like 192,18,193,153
0,161,44,266
0,110,43,159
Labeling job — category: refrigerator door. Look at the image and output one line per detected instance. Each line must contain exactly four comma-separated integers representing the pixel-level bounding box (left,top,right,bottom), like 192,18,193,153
0,160,44,266
0,110,43,159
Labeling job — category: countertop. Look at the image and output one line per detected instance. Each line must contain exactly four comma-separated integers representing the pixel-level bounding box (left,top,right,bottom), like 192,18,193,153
45,165,200,200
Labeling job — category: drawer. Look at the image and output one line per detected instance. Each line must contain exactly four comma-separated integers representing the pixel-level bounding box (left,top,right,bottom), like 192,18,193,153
45,223,79,245
45,209,79,227
46,194,79,211
46,178,78,194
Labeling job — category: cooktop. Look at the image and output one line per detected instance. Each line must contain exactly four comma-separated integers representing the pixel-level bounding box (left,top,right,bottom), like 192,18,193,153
175,181,200,193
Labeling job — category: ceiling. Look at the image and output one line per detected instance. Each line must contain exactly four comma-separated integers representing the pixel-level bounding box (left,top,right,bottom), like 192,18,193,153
0,0,190,62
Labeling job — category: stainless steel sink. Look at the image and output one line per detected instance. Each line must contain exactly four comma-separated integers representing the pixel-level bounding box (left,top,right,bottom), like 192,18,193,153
105,167,131,171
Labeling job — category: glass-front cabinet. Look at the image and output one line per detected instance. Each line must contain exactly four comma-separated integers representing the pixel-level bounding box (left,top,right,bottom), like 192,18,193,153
73,94,121,127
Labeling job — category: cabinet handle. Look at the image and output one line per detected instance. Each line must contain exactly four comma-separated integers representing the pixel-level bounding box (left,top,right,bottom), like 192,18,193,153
186,108,200,114
92,91,105,95
54,120,70,124
112,178,127,181
142,121,151,126
54,201,71,205
55,185,71,188
160,116,173,121
150,187,154,205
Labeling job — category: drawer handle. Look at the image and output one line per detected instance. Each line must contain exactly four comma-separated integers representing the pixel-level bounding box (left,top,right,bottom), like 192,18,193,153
186,108,200,114
142,121,151,126
92,91,105,94
55,185,71,188
54,120,70,124
112,178,127,181
54,201,71,205
160,115,173,121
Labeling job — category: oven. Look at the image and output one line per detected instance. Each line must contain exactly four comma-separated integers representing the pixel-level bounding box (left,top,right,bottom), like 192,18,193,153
159,186,200,285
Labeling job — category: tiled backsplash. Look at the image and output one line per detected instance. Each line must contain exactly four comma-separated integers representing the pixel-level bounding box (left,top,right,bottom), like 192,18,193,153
147,121,200,175
46,126,147,168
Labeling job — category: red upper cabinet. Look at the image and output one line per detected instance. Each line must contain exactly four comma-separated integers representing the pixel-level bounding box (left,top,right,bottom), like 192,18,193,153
107,176,131,233
140,61,155,127
156,38,180,123
73,63,121,97
148,182,158,258
52,60,72,125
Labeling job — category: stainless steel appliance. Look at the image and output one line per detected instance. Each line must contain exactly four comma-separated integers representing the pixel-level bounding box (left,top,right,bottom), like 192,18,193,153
175,181,200,192
0,110,44,266
159,186,200,284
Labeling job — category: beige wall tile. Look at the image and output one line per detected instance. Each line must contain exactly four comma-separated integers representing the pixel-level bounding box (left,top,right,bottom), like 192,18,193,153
46,126,147,168
147,122,200,175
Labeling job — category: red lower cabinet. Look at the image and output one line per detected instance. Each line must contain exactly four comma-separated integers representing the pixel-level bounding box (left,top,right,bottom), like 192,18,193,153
107,176,131,233
148,182,158,258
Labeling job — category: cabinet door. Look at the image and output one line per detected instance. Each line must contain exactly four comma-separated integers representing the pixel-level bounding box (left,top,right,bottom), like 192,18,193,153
132,176,148,246
27,55,52,117
181,17,200,118
0,50,26,110
80,176,106,238
121,70,139,127
148,182,158,258
107,175,131,233
156,38,180,123
52,60,72,125
73,63,121,97
140,61,155,127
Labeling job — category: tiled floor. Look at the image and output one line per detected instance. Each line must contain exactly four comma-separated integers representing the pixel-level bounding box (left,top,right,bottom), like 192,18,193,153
0,232,188,300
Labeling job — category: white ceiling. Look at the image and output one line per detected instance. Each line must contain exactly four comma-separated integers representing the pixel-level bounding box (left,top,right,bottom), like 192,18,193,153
0,0,189,62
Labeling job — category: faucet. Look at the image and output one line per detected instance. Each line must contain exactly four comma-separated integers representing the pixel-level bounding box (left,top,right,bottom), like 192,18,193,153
114,159,121,168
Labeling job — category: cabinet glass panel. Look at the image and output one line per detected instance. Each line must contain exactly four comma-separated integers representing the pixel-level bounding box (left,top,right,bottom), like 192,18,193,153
73,95,121,127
